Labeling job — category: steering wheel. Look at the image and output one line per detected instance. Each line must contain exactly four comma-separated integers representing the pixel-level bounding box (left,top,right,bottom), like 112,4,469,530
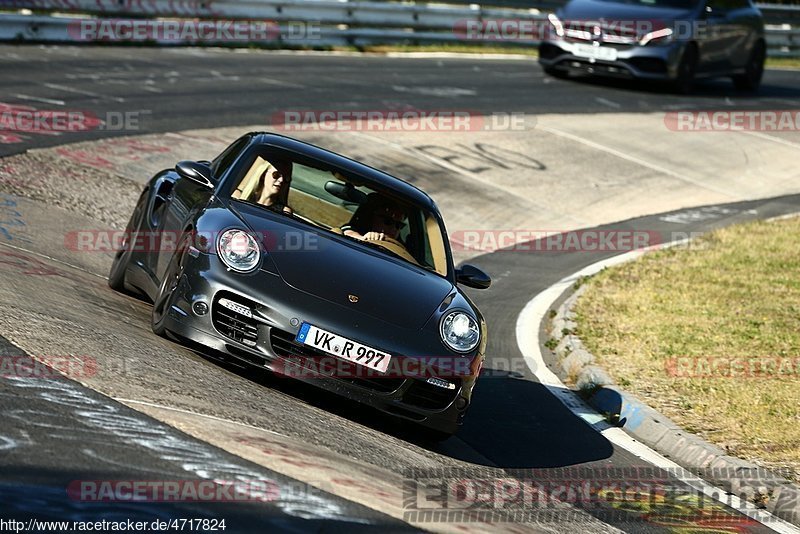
374,237,419,265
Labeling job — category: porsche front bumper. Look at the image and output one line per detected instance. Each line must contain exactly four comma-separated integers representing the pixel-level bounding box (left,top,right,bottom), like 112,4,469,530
158,251,475,435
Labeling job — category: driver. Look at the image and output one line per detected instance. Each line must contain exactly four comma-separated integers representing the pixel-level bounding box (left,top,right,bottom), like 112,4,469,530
342,194,406,244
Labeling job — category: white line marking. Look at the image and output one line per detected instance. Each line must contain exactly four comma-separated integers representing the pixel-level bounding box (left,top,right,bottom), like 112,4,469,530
538,125,737,198
0,241,108,280
114,398,288,437
771,98,800,105
515,240,800,534
256,77,306,89
43,83,125,103
391,85,476,97
594,97,621,109
742,130,800,150
12,94,65,106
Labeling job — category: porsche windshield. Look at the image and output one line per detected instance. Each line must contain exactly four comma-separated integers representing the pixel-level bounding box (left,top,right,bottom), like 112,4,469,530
230,154,449,277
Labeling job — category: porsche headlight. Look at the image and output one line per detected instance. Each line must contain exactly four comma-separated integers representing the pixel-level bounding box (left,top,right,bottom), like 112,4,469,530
440,311,480,353
217,229,260,272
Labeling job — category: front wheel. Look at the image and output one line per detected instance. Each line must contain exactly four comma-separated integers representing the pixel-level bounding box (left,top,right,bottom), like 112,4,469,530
108,191,147,292
544,66,568,79
732,41,765,92
151,238,188,336
673,45,698,94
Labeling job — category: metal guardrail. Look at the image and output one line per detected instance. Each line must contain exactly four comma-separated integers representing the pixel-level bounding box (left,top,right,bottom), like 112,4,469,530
0,13,500,46
0,0,798,57
1,0,541,28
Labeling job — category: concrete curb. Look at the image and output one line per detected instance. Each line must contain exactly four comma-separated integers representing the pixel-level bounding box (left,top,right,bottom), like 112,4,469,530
546,283,800,526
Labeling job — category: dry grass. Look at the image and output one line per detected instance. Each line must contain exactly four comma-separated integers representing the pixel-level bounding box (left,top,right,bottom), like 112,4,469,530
358,44,537,56
767,57,800,69
575,217,800,480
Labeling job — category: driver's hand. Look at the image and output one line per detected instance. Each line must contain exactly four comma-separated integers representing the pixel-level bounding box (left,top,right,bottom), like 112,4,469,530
363,231,384,241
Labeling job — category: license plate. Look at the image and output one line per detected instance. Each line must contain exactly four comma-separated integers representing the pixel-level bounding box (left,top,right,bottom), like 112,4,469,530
295,323,392,373
572,44,618,62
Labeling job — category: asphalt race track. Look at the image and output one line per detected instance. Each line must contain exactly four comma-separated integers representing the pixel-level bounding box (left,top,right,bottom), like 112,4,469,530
2,45,800,156
1,45,799,532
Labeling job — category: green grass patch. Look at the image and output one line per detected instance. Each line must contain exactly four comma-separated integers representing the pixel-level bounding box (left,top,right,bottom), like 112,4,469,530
575,217,800,480
766,56,800,69
358,44,537,56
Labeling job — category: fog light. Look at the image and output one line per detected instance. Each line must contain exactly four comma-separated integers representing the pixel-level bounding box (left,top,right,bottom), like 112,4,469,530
455,397,468,410
426,377,455,390
218,297,252,318
192,301,209,316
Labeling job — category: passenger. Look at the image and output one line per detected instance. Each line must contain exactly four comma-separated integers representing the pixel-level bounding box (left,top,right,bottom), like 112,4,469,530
250,163,293,215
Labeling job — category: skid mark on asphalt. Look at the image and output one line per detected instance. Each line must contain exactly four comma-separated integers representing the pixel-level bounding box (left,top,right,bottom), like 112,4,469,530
0,241,106,280
112,400,567,533
537,125,738,198
346,131,577,225
0,368,379,525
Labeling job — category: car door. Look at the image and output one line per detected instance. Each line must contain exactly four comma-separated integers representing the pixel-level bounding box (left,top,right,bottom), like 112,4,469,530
152,137,250,283
697,0,734,73
725,0,762,70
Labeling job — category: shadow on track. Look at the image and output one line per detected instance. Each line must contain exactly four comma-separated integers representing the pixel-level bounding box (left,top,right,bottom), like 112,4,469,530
185,344,614,470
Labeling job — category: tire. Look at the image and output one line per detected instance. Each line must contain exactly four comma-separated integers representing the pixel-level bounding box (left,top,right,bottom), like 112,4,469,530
732,41,765,92
151,237,188,337
673,45,698,94
108,191,147,292
544,66,568,79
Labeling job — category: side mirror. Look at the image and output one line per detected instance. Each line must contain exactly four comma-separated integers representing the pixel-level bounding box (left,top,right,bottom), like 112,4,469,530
455,264,491,290
176,160,214,189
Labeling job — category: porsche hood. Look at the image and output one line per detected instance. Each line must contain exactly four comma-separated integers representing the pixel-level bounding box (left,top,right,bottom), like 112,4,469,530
229,201,454,330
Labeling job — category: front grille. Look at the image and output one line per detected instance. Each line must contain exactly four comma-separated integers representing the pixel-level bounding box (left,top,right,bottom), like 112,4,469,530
269,329,405,394
403,378,461,411
564,22,637,45
628,56,668,74
559,60,633,77
212,294,259,347
539,42,561,60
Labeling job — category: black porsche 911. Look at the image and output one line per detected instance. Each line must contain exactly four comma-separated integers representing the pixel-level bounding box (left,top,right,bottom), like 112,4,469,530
109,132,491,439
